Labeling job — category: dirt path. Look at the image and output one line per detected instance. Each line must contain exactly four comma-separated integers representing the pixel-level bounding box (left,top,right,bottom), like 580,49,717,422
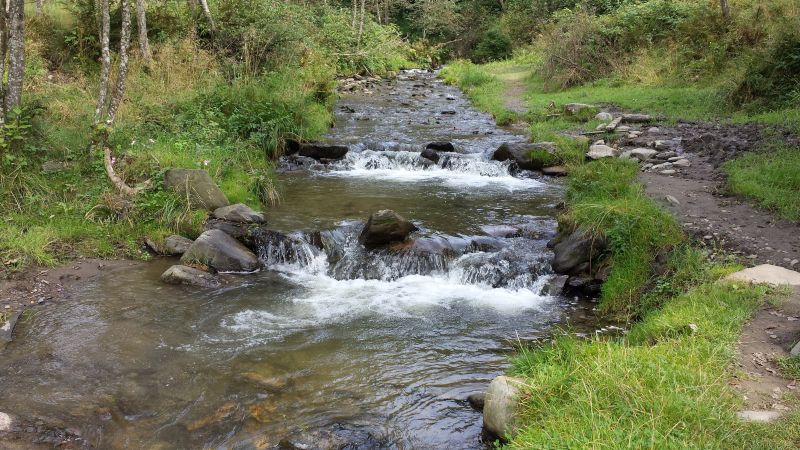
493,65,530,114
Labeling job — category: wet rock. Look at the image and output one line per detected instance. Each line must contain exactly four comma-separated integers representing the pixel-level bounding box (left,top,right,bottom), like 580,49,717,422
181,229,260,272
297,143,349,160
425,141,456,152
542,166,567,176
586,144,617,160
0,411,12,431
655,150,677,159
650,162,673,171
551,228,606,274
565,275,602,295
186,402,238,431
160,265,220,288
277,155,323,172
654,140,676,151
420,148,440,164
212,203,266,224
204,218,259,248
491,142,557,171
359,210,417,247
467,393,486,411
672,158,691,167
164,235,193,256
621,113,652,123
630,148,657,161
542,275,568,296
483,376,525,440
1,311,21,349
595,112,613,121
164,168,230,211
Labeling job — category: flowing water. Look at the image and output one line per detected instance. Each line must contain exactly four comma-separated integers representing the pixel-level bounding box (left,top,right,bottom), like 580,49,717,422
0,70,604,449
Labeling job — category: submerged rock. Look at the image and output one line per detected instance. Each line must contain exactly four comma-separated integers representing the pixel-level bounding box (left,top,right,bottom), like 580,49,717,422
161,265,220,288
541,275,568,296
164,168,230,211
542,166,567,176
420,147,440,164
467,392,486,411
0,311,21,349
181,229,260,272
359,210,417,247
491,142,557,171
425,141,456,152
483,376,525,440
164,235,193,256
212,203,266,224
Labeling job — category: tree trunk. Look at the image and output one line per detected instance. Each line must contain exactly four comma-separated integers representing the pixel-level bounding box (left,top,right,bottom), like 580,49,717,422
357,0,365,46
135,0,153,70
5,0,24,112
720,0,730,20
94,0,111,125
198,0,215,30
351,0,357,29
0,0,7,125
36,0,44,14
106,0,132,126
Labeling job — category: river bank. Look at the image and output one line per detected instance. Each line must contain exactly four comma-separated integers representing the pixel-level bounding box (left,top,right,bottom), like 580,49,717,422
443,60,800,447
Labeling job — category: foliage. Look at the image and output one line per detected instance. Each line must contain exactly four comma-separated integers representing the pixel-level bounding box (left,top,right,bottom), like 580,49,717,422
440,61,519,125
723,145,800,221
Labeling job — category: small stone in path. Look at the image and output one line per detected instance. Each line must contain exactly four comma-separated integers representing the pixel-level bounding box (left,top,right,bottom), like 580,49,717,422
660,169,676,175
595,112,613,121
725,264,800,286
665,195,680,206
737,410,782,423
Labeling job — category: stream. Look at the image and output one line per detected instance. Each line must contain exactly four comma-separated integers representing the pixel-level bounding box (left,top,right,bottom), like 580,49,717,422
0,70,604,449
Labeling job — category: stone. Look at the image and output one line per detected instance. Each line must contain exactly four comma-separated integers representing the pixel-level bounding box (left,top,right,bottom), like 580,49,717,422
616,125,631,133
0,311,21,348
724,264,800,286
542,166,567,177
359,210,417,247
491,142,558,171
737,410,783,423
605,116,623,130
621,113,652,123
586,144,617,160
420,148,440,164
181,229,260,272
483,376,525,440
594,112,613,121
467,393,486,411
619,150,633,160
650,162,673,171
647,127,660,133
164,168,230,211
161,265,221,288
212,203,265,224
563,103,596,115
426,141,456,153
655,151,677,159
630,148,658,161
790,340,800,357
542,275,568,296
660,169,676,175
164,235,193,256
41,160,74,174
654,140,674,151
665,195,680,206
297,143,349,160
672,159,691,167
204,218,259,248
0,412,12,431
551,229,606,274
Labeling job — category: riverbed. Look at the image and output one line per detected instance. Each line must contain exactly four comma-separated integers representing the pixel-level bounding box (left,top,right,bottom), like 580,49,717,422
0,70,602,449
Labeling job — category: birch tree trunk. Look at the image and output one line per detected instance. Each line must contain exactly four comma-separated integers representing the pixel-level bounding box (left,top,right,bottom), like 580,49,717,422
0,0,7,125
198,0,215,31
357,0,365,46
135,0,153,69
5,0,24,112
94,0,111,125
720,0,730,21
107,0,132,126
351,0,357,29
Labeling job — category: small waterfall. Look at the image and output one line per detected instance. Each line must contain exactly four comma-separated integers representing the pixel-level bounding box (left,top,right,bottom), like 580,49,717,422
324,148,518,178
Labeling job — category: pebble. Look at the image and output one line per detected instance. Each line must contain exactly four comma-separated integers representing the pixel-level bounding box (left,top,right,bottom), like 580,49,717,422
660,169,676,175
647,127,660,133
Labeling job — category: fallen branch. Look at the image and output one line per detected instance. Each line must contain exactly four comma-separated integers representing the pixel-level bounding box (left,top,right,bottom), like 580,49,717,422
103,147,141,196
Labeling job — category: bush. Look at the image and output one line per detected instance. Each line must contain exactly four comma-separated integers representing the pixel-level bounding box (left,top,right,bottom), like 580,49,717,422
471,25,513,63
730,32,800,108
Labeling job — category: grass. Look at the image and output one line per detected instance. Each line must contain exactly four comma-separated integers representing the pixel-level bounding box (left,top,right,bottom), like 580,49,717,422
440,61,520,126
723,146,800,221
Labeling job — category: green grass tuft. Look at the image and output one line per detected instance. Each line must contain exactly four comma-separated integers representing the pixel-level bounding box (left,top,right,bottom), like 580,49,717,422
724,146,800,221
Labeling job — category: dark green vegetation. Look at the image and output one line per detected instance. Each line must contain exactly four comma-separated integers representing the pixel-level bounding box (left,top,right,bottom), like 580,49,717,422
1,2,414,270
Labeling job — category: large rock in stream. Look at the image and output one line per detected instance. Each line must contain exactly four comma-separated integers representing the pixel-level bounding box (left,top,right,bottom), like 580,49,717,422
212,203,265,224
161,265,221,288
286,141,349,161
181,229,260,272
164,235,194,256
483,376,526,440
164,168,230,211
491,142,557,171
551,228,607,274
359,210,417,247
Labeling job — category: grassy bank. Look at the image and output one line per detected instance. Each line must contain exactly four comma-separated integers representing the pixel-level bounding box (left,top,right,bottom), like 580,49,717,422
442,57,800,447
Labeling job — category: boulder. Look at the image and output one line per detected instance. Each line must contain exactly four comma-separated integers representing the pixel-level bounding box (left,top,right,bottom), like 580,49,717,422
564,103,596,116
426,141,456,152
164,235,194,256
161,265,220,288
724,264,800,286
297,143,349,160
542,275,568,296
0,311,21,349
542,166,567,177
359,210,417,247
420,148,440,164
630,148,658,161
204,218,259,248
604,116,623,130
164,169,230,211
483,376,525,440
621,113,652,123
212,203,266,224
586,144,617,160
491,142,557,171
551,229,606,274
181,229,260,272
595,112,613,121
672,158,691,167
467,393,486,411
